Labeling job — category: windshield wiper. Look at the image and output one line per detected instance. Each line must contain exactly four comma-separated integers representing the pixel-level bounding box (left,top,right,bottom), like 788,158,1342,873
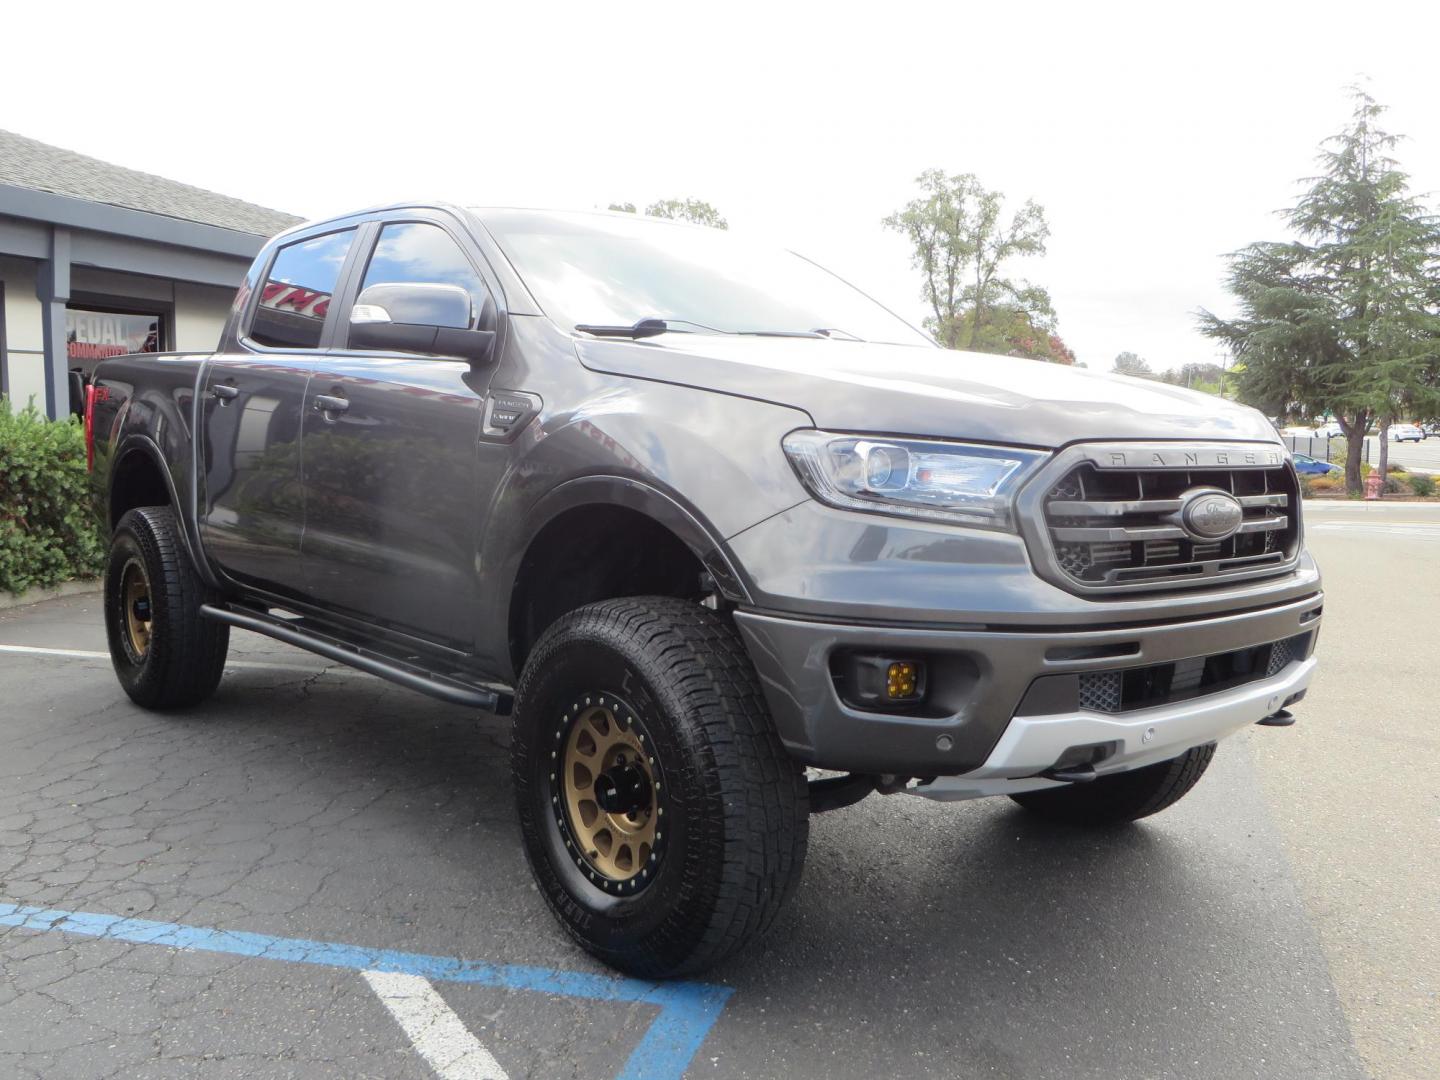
737,329,828,339
574,319,865,342
735,327,865,340
575,317,734,339
574,317,672,339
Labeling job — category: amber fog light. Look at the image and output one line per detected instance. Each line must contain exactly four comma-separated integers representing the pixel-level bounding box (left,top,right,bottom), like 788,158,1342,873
839,654,928,709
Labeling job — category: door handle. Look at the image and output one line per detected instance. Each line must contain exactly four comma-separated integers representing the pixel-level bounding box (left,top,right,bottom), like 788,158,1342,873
313,394,350,415
211,383,239,402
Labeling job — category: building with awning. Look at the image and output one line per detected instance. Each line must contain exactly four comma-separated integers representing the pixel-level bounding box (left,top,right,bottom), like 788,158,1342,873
0,130,301,417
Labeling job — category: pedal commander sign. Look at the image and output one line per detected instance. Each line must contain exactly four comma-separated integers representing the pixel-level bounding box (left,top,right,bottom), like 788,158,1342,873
66,309,161,362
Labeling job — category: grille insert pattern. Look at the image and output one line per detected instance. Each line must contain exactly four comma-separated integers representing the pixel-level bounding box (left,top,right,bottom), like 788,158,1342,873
1077,671,1123,713
1265,636,1295,677
1043,460,1298,591
1069,633,1309,716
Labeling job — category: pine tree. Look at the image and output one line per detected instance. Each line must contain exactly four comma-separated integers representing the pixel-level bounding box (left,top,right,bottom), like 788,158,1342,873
1199,88,1440,494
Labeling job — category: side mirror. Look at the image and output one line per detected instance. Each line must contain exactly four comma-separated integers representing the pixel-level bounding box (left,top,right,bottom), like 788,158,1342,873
348,282,495,365
68,370,87,416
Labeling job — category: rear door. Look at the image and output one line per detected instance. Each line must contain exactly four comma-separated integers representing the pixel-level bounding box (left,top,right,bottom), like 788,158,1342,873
298,216,499,647
199,227,359,597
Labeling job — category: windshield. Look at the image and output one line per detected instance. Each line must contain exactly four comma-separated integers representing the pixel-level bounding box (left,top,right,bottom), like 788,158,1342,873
475,209,933,347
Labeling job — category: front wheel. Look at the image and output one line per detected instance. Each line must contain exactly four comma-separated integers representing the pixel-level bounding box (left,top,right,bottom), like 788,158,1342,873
105,507,229,709
1009,743,1216,826
511,597,808,977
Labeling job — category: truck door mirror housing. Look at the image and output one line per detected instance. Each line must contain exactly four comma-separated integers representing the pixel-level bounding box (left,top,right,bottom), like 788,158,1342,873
349,282,495,364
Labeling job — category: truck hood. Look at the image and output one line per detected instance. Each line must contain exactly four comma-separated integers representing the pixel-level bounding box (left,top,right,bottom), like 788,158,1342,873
574,336,1278,448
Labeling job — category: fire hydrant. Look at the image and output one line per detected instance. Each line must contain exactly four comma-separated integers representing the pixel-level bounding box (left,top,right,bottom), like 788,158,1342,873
1364,471,1384,500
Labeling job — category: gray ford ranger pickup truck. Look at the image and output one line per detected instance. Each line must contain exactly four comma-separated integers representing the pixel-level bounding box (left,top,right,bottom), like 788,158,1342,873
87,204,1322,977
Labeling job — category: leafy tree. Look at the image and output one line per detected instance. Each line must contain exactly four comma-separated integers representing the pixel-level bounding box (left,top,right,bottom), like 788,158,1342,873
955,303,1075,363
1112,351,1155,377
1199,89,1440,493
883,169,1053,352
1159,361,1231,395
1160,361,1226,387
608,198,728,229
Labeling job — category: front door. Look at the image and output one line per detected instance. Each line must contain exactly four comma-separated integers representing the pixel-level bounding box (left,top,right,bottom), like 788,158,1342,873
298,220,497,647
199,227,358,597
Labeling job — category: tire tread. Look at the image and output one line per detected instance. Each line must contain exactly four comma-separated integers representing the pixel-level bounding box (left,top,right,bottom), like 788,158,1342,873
511,596,807,976
1009,743,1217,826
107,507,228,709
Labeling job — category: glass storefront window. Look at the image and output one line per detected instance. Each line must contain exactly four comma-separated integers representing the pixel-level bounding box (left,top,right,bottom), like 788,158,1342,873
66,307,163,365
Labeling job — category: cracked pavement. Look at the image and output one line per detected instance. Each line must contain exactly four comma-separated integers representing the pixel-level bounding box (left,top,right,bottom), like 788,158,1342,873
1,509,1432,1079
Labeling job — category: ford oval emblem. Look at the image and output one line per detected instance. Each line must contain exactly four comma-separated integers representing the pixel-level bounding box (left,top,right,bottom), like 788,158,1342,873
1179,489,1244,541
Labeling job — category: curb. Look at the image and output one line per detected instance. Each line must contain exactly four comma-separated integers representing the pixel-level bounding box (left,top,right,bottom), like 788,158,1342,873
0,579,102,611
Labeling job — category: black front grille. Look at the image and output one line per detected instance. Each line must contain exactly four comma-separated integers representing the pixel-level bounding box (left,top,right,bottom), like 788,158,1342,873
1071,633,1310,715
1044,461,1299,591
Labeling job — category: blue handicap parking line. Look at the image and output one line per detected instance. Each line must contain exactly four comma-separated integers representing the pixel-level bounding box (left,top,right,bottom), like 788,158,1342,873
0,901,732,1080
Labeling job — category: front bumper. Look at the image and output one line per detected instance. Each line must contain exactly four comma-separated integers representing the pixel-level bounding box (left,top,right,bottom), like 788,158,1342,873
733,591,1323,776
908,654,1314,802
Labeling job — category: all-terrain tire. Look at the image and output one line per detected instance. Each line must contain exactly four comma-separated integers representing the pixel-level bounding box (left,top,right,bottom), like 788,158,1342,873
511,596,808,977
1009,743,1217,825
105,507,229,709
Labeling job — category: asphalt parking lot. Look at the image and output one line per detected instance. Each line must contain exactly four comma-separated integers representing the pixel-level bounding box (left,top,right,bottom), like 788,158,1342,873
1,501,1435,1079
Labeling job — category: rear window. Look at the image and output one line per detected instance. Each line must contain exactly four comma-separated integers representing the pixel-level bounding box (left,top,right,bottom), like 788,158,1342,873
250,229,356,349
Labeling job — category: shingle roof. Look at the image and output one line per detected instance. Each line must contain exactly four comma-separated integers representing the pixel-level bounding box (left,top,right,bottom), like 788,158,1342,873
0,129,304,238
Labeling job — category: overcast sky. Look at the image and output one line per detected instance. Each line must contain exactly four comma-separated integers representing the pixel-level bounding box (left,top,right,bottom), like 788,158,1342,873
8,1,1439,371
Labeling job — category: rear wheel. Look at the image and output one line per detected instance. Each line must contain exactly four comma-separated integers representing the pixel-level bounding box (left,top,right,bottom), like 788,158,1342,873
105,507,229,709
1009,743,1216,825
511,597,808,977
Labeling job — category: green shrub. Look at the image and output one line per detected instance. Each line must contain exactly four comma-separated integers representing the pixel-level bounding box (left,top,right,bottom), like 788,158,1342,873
0,397,104,594
1409,474,1437,498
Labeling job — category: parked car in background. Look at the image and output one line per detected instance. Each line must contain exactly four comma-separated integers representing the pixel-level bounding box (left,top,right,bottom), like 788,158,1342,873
1280,425,1318,439
1390,424,1424,443
1420,423,1440,440
1313,422,1344,439
1292,453,1342,476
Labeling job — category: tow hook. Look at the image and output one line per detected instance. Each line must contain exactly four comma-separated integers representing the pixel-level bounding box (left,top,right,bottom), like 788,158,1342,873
808,772,912,813
1040,764,1098,784
1257,709,1296,727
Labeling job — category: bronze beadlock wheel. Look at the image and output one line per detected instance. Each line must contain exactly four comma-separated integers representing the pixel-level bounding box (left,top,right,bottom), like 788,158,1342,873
119,558,153,661
553,693,665,894
104,506,229,710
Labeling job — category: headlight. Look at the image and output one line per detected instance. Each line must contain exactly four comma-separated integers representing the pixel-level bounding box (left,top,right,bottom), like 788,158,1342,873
782,430,1048,531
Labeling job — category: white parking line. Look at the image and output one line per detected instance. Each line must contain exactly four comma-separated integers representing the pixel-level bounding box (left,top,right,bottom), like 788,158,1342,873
0,643,357,674
363,970,510,1080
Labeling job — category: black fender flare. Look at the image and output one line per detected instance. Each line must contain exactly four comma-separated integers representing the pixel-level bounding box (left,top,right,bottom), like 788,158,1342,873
511,475,752,605
109,433,220,590
483,474,756,678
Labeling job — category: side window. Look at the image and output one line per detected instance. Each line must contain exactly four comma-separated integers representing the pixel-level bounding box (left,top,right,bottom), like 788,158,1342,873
354,222,488,338
249,229,356,349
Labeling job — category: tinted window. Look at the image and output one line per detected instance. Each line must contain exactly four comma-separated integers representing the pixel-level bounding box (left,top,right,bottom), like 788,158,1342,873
357,223,487,332
478,209,932,346
250,229,355,349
